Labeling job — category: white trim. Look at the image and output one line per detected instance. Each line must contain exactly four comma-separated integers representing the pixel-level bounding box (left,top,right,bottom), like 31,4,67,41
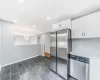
2,54,42,67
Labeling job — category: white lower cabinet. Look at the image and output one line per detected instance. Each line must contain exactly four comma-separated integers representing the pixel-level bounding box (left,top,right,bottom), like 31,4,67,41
70,56,100,80
72,11,100,38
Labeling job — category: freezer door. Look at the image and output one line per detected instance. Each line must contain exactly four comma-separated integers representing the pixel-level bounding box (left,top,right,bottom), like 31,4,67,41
50,32,57,72
57,29,70,79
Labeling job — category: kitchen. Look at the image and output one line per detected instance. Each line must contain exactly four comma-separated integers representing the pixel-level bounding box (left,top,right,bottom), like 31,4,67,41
0,0,100,80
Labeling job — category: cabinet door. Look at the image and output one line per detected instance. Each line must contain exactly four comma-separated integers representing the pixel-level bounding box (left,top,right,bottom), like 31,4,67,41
60,19,71,29
72,17,86,38
52,24,58,30
83,11,100,38
57,29,68,79
50,32,57,72
52,19,71,31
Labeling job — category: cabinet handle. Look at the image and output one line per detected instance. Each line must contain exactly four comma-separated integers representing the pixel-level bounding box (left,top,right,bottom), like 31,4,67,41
84,32,85,36
82,33,83,36
82,32,85,36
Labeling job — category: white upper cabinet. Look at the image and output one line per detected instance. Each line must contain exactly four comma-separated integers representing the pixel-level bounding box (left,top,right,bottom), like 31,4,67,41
52,18,71,31
72,17,86,38
84,12,100,38
72,11,100,38
60,18,71,29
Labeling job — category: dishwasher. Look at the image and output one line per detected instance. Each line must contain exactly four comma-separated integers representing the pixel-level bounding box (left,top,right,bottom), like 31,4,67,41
69,54,89,80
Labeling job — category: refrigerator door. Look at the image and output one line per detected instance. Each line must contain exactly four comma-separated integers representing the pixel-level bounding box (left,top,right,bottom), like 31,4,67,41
50,32,57,72
57,29,71,79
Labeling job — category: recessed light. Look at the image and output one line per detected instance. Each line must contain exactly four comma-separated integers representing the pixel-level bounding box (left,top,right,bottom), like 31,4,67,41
13,20,18,23
46,17,50,20
18,0,24,4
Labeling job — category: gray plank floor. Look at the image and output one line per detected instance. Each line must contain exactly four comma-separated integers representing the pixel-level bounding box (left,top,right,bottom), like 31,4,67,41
0,56,75,80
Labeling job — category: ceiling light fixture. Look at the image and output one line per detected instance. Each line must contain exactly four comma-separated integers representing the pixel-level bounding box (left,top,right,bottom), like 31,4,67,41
18,0,24,4
46,17,50,20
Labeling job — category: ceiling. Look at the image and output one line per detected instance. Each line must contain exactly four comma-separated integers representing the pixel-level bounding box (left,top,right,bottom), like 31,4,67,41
0,0,100,36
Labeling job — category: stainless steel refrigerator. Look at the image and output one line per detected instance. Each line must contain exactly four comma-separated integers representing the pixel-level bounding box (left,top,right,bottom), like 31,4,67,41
50,28,72,80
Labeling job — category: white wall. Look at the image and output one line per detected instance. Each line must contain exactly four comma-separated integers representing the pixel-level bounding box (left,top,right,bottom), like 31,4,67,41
40,33,50,55
44,33,50,53
71,38,100,57
14,35,31,45
0,20,42,66
14,35,38,45
30,36,37,44
1,20,15,66
37,36,40,44
2,45,41,66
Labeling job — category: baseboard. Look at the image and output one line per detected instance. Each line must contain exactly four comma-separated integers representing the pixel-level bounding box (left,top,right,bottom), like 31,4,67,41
2,54,42,67
69,75,78,80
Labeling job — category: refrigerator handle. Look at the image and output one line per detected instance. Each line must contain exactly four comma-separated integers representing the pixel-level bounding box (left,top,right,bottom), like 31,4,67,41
67,29,72,53
85,64,89,80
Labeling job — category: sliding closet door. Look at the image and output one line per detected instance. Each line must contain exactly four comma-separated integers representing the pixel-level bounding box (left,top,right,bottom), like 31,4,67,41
50,32,57,72
57,29,68,79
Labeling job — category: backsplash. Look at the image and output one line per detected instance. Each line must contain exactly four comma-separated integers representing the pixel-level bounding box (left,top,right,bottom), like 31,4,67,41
71,38,100,57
